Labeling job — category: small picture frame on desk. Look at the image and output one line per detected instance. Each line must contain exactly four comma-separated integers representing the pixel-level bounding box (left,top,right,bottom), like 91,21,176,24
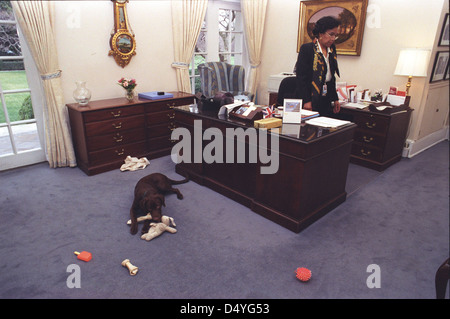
282,99,303,124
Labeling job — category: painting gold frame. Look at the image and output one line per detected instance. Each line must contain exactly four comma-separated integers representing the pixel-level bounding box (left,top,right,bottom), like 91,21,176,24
297,0,368,56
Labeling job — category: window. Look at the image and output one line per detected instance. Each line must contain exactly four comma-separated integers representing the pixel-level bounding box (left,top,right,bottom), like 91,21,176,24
0,1,45,170
218,7,243,65
189,0,246,95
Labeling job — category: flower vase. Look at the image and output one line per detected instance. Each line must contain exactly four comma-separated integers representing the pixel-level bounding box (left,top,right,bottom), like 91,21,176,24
126,90,135,102
73,81,91,106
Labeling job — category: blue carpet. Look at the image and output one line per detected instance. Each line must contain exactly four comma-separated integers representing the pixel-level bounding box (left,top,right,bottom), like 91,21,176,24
0,141,448,299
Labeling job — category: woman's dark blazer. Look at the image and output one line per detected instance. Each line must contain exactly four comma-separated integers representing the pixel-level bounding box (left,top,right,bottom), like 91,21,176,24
295,42,340,106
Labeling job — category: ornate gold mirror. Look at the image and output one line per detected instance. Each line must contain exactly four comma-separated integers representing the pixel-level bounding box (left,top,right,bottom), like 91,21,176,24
109,0,136,68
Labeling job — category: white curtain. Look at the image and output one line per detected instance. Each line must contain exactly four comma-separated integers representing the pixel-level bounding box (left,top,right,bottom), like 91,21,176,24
171,0,208,93
241,0,268,99
12,1,76,168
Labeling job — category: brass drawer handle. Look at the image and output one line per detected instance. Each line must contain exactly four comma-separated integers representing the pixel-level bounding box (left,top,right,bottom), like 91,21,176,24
360,149,371,156
115,149,125,156
111,110,121,117
112,122,122,129
113,135,123,143
167,113,175,119
167,102,176,109
363,136,373,143
365,122,376,129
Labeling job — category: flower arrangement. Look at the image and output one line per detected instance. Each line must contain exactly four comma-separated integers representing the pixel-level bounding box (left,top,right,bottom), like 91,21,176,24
118,77,137,93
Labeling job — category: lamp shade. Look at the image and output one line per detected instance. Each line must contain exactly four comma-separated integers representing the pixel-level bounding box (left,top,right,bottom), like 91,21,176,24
394,48,430,77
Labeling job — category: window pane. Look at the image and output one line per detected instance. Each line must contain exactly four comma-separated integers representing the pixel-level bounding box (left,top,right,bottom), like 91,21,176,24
219,31,229,53
4,92,34,122
194,54,206,75
0,99,6,124
0,126,14,156
0,22,22,57
12,122,40,153
219,9,230,31
0,1,15,21
195,30,207,53
0,69,28,90
232,11,242,32
231,33,243,52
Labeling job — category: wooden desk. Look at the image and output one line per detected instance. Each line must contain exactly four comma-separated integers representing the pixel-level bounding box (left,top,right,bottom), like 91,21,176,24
67,92,194,175
174,105,356,233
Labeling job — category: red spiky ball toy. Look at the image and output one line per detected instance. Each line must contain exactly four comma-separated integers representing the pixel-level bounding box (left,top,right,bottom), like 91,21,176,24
295,267,312,282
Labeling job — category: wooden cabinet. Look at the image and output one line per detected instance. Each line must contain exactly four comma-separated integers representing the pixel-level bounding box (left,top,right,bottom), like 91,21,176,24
67,92,194,175
341,106,412,171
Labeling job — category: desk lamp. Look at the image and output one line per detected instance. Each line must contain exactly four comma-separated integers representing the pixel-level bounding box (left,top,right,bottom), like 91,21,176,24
394,48,430,96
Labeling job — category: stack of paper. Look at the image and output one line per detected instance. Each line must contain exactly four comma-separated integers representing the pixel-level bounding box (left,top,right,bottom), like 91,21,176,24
301,109,320,120
305,116,351,128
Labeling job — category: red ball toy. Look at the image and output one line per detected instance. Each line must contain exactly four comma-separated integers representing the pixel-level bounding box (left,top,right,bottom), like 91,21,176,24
295,267,312,282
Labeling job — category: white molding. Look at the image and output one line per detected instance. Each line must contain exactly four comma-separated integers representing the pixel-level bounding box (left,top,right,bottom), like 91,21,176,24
403,126,449,158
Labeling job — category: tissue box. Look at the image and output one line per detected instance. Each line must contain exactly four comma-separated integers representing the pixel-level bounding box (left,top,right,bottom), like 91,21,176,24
138,91,174,100
254,117,282,129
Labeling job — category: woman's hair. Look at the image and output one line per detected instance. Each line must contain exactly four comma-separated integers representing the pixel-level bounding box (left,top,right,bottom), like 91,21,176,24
312,16,341,37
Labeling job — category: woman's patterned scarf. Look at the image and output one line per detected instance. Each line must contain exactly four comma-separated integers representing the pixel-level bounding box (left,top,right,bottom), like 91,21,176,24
311,38,339,102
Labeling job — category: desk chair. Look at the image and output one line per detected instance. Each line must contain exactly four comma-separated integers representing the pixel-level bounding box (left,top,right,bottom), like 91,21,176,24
198,62,253,101
276,76,298,106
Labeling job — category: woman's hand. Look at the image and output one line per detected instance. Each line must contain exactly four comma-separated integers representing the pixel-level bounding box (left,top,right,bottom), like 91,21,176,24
304,101,312,110
333,100,340,113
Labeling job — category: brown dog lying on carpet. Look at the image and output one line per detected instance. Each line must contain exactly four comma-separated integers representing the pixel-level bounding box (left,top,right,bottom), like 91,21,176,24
129,173,189,235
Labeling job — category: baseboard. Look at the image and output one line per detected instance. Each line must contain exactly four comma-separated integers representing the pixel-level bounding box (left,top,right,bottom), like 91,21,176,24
403,126,449,158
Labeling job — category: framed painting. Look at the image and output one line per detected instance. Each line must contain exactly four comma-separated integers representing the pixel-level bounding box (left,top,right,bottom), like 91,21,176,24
297,0,368,56
430,51,449,83
438,13,449,46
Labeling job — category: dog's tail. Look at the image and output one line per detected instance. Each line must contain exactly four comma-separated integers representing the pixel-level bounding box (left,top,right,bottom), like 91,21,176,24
169,174,190,185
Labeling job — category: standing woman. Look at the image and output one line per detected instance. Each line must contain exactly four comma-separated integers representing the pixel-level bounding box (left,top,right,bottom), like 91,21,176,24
295,16,342,117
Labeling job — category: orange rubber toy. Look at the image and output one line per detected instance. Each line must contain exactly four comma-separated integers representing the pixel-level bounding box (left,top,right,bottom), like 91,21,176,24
74,251,92,262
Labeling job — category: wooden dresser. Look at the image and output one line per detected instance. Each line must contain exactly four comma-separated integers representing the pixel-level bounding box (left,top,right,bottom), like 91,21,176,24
67,92,194,175
341,105,412,171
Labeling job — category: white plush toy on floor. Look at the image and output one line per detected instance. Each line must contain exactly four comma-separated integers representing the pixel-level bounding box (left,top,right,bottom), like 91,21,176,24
141,220,177,241
126,214,177,241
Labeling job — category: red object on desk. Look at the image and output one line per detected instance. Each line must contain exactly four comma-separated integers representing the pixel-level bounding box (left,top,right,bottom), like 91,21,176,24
74,251,92,262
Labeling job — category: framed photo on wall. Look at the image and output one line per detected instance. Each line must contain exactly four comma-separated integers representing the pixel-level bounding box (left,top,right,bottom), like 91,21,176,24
430,51,449,82
297,0,368,56
438,13,449,46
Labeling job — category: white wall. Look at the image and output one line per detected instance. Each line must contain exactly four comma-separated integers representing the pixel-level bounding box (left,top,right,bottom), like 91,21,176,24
54,0,177,103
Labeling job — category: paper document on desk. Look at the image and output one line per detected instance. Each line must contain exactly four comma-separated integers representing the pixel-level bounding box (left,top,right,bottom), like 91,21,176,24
305,116,351,128
218,101,247,116
345,102,367,109
386,94,406,106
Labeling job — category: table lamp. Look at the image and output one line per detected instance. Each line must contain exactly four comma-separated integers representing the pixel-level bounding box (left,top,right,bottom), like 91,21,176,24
394,48,430,96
